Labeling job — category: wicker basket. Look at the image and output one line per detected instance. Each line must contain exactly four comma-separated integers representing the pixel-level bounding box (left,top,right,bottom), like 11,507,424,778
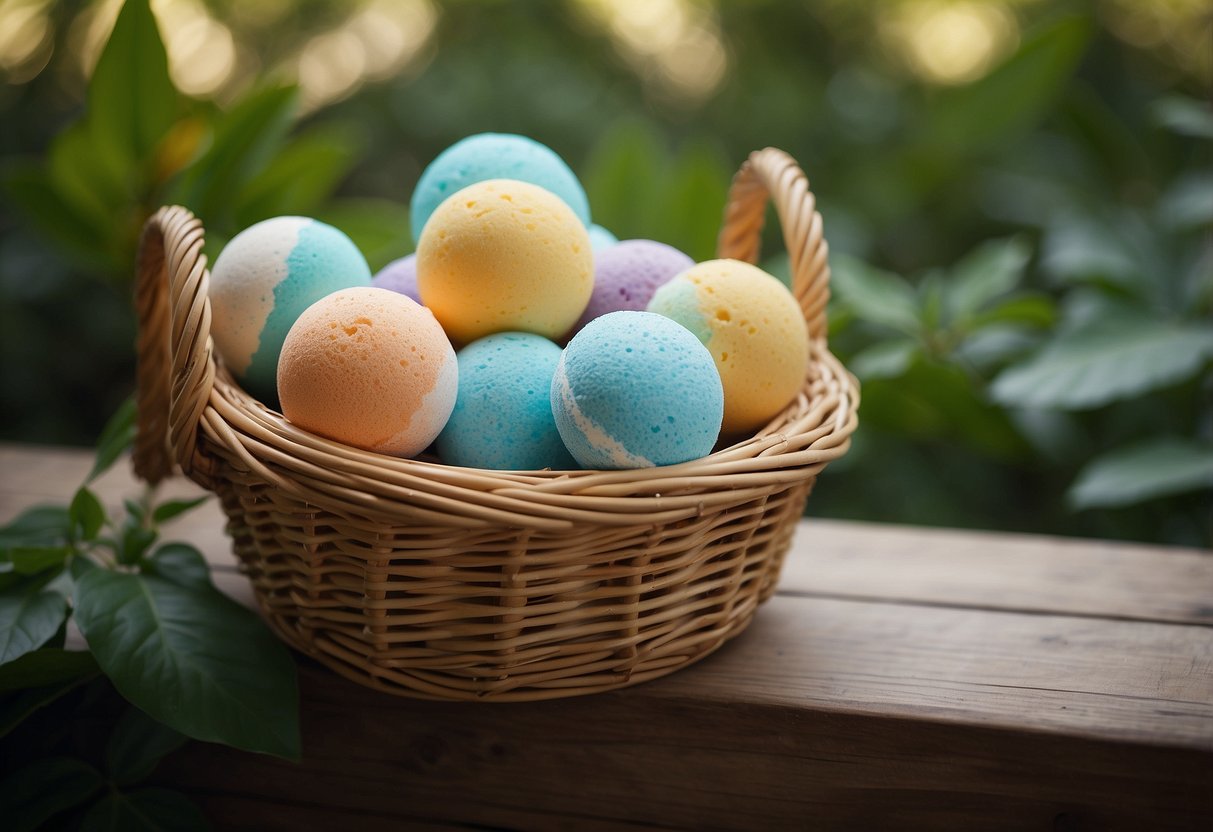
131,147,859,701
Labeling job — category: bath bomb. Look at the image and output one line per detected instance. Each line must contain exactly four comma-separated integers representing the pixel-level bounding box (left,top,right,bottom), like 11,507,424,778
647,259,809,436
411,133,591,243
588,224,618,251
371,254,420,303
436,333,576,471
551,311,723,469
573,239,694,333
277,287,457,457
417,179,593,344
209,216,371,400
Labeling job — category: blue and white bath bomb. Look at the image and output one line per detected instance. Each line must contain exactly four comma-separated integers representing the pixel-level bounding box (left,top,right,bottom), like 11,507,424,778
436,332,576,471
551,311,723,469
209,216,371,399
411,133,591,243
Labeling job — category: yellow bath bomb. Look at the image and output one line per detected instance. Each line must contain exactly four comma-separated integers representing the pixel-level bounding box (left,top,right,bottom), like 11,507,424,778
277,287,458,457
647,259,809,436
416,179,593,344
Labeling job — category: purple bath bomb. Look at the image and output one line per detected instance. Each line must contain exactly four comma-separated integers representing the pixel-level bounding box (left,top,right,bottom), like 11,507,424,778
574,240,694,333
371,254,420,303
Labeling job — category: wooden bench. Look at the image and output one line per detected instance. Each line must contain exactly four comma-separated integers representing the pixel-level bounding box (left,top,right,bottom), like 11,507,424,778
3,444,1211,830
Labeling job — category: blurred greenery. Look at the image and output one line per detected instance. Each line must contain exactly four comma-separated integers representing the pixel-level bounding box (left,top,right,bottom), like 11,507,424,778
0,0,1209,546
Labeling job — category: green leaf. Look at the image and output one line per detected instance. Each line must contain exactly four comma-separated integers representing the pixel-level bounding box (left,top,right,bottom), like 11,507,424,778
88,0,178,164
990,319,1213,410
315,198,412,272
1041,213,1141,290
582,119,667,241
80,787,210,832
929,15,1090,153
0,756,105,832
151,497,209,525
173,85,299,224
49,120,136,231
945,236,1031,324
850,339,918,380
0,648,99,692
0,590,69,664
72,487,107,541
8,546,71,575
1152,95,1213,140
2,163,110,260
1159,172,1213,230
147,543,212,590
0,676,91,739
234,124,362,227
119,525,159,566
73,570,300,759
969,295,1057,330
0,505,71,550
660,139,731,262
829,253,921,335
107,707,189,785
1068,438,1213,510
89,397,138,483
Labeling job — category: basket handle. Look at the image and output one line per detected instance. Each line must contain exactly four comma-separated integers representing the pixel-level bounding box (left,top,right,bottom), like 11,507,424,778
717,148,831,342
132,206,216,486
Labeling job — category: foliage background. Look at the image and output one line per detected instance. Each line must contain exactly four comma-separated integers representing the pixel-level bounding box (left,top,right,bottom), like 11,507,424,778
0,0,1210,546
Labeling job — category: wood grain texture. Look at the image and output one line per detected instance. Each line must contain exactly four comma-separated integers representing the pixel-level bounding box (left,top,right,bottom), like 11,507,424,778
5,444,1212,829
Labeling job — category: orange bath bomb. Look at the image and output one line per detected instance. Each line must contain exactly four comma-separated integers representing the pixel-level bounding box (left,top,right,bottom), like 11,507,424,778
277,287,457,457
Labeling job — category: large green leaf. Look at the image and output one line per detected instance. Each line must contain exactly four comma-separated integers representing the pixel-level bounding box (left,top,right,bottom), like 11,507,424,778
582,119,667,240
88,0,178,164
8,546,71,575
829,254,921,335
929,15,1090,153
2,164,111,259
0,589,68,664
172,85,299,225
0,676,91,739
234,124,362,228
73,569,299,759
1152,95,1213,140
990,319,1213,410
147,543,212,590
945,236,1031,325
1159,172,1213,231
0,505,71,551
80,788,209,832
660,139,731,262
0,756,105,832
1068,438,1213,509
849,339,918,380
107,707,188,786
0,649,99,692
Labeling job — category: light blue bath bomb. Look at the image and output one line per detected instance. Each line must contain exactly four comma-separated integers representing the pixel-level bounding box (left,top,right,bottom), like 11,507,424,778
551,311,723,469
410,133,591,243
588,224,618,251
209,216,372,401
436,332,577,471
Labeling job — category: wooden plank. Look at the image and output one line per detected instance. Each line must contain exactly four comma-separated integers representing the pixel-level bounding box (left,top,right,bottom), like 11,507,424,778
154,657,1212,832
6,443,1213,827
785,520,1213,626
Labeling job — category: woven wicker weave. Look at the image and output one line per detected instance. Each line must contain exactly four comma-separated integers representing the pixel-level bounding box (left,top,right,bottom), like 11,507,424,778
131,147,859,701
